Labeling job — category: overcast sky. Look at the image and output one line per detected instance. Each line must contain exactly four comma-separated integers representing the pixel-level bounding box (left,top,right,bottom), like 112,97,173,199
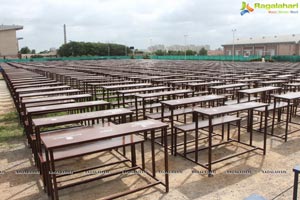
1,0,299,51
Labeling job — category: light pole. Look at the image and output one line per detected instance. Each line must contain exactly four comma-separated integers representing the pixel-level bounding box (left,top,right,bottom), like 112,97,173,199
107,42,110,57
184,34,188,60
17,37,23,58
149,38,152,56
232,29,236,62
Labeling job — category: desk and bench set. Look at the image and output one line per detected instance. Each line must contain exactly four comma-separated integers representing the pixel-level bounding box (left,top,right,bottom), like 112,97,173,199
2,61,300,199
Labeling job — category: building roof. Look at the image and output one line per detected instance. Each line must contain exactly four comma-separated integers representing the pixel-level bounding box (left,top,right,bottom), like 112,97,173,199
223,34,300,46
0,25,23,32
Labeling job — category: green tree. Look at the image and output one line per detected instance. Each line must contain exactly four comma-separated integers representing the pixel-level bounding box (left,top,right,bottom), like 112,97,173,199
154,50,166,56
186,50,197,56
39,50,50,54
57,41,130,57
20,46,31,54
199,47,208,56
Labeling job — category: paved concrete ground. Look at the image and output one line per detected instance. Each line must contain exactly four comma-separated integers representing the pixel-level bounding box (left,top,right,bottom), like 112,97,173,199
0,75,299,200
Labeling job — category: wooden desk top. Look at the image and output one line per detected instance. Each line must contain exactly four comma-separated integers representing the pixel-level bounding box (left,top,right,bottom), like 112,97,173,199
33,108,132,127
135,89,193,98
102,83,151,90
194,102,268,116
19,89,80,98
117,86,169,94
273,92,300,100
16,85,70,93
14,82,63,89
22,94,91,104
41,119,168,149
238,86,281,94
26,100,109,114
210,83,248,90
188,81,224,87
161,95,225,107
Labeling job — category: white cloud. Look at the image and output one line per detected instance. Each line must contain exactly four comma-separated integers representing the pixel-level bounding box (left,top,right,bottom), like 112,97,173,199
0,0,299,51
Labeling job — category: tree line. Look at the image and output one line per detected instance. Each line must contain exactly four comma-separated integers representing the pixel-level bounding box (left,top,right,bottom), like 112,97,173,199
20,42,208,57
153,48,208,56
57,41,131,57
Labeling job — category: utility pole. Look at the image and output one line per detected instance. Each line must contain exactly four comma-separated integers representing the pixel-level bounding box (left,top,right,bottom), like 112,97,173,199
232,29,236,62
63,24,67,44
149,38,152,56
184,35,188,60
108,42,110,57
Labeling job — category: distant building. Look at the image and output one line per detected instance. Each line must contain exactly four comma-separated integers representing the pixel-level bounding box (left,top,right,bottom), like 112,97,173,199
148,44,210,52
222,34,300,56
167,44,210,52
148,44,165,52
49,47,57,52
208,48,223,56
0,25,23,58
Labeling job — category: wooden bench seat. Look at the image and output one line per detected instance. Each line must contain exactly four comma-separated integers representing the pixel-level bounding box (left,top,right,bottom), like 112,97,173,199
127,103,161,111
254,102,290,112
25,100,75,108
193,91,209,96
110,98,143,106
225,97,260,105
40,135,144,162
146,108,194,120
175,115,241,132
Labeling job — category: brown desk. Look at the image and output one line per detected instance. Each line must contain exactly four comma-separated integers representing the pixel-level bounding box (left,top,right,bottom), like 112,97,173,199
135,89,194,119
273,92,300,141
116,86,169,107
16,85,71,93
161,95,226,154
238,86,281,103
25,101,110,145
193,102,268,175
102,83,152,101
41,119,169,200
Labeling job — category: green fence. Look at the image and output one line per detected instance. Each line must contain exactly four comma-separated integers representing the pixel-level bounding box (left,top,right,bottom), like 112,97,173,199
272,56,300,62
1,55,300,63
149,55,262,61
0,56,132,63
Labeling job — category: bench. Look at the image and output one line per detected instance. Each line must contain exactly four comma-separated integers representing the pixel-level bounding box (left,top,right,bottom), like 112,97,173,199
40,135,144,162
39,134,144,196
254,102,290,131
25,100,76,108
146,107,194,120
127,103,161,112
174,115,241,155
194,91,209,96
225,97,260,105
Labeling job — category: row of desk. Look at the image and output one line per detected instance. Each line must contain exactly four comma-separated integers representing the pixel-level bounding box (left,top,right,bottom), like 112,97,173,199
3,60,300,199
1,63,170,200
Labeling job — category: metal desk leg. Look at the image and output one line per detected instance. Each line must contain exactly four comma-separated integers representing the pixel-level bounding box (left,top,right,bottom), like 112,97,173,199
170,107,174,155
163,127,169,192
293,165,300,200
263,105,268,155
208,116,213,177
285,100,291,142
195,112,199,163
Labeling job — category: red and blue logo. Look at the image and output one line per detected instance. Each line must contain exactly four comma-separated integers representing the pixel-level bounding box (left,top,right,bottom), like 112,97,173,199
241,2,254,15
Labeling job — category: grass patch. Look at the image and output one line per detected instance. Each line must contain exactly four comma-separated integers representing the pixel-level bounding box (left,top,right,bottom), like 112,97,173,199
0,111,19,123
0,111,23,144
